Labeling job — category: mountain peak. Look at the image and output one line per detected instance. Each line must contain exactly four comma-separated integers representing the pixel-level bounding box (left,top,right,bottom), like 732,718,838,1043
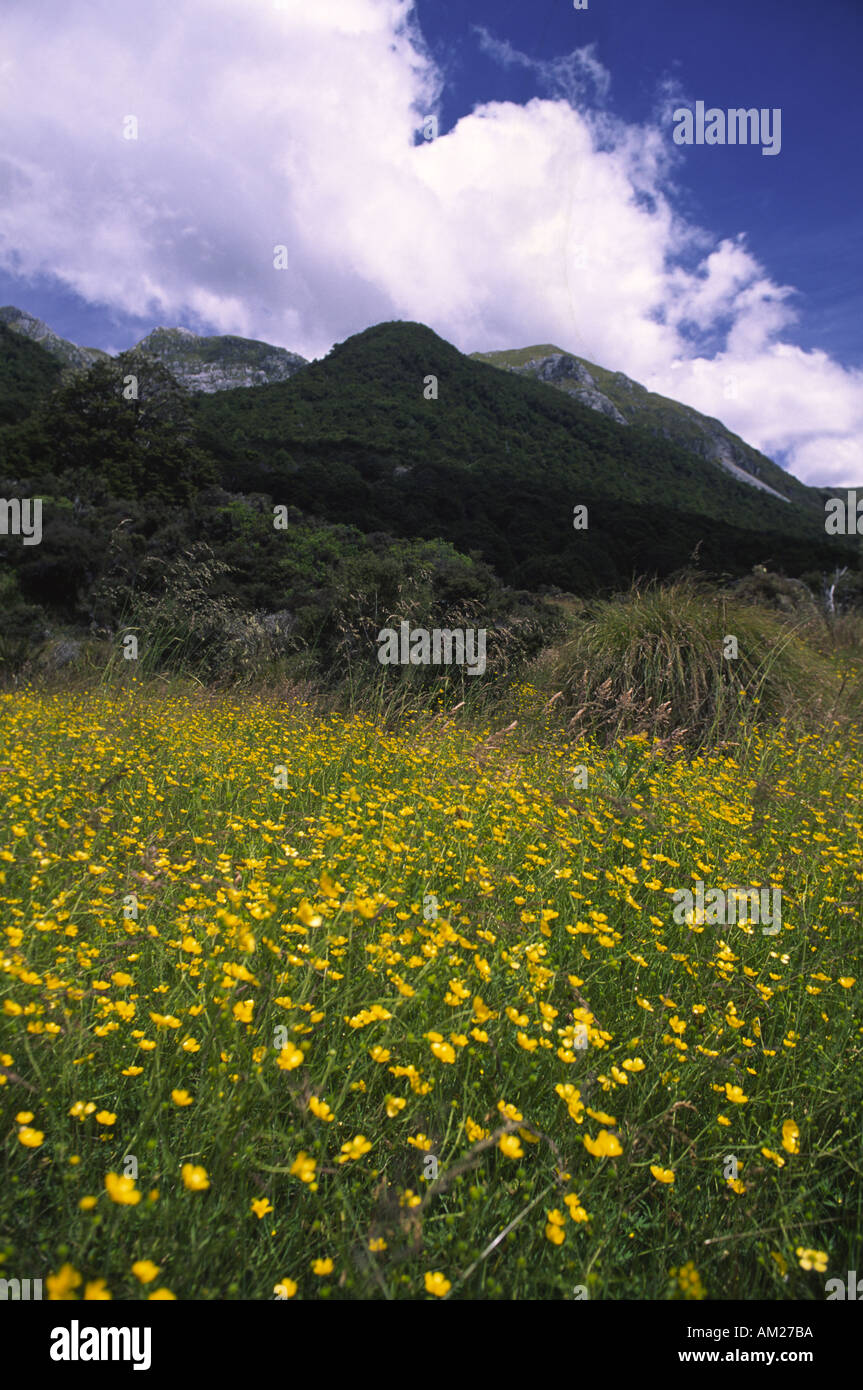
0,305,108,371
130,325,308,392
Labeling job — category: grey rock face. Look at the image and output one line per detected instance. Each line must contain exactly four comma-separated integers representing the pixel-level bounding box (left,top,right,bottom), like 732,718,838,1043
134,327,308,393
0,309,309,393
516,354,629,425
507,350,789,498
0,306,108,371
37,638,83,670
686,426,790,502
566,386,629,425
528,353,596,388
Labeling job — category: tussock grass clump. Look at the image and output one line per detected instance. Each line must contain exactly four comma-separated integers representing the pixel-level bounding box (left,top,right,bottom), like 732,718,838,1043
553,577,846,747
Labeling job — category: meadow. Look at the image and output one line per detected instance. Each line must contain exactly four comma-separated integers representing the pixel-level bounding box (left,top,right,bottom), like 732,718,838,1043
1,667,860,1301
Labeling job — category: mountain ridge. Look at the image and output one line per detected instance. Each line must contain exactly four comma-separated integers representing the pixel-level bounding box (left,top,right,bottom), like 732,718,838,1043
0,308,308,394
0,306,109,372
0,303,809,505
470,345,797,504
187,318,846,592
0,313,856,631
0,305,845,531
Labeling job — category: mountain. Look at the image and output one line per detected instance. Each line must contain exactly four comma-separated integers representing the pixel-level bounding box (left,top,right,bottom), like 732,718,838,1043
470,346,804,506
191,320,848,591
0,314,857,651
131,326,308,393
0,306,109,372
0,308,308,394
0,321,62,427
0,304,826,511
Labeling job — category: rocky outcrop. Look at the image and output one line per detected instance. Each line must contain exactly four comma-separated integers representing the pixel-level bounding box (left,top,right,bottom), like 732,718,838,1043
134,327,307,393
1,308,308,394
477,346,795,503
674,422,790,502
0,306,109,371
514,353,629,426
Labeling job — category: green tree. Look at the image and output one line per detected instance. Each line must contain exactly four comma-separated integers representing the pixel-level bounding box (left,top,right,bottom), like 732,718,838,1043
40,354,214,503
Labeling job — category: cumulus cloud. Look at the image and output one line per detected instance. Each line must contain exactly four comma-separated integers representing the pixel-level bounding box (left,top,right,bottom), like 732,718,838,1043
0,0,859,484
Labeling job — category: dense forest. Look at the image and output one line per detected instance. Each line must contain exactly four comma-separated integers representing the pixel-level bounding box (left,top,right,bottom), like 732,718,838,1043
0,317,859,681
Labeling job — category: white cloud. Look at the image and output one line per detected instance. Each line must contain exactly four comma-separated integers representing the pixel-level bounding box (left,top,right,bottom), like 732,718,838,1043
0,0,859,485
473,27,612,106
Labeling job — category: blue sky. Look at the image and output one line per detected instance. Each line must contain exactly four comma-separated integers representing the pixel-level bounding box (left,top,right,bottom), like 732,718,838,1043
0,0,860,484
417,0,862,367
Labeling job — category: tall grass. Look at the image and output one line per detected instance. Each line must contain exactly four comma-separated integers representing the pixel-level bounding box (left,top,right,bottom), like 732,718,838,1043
551,578,856,747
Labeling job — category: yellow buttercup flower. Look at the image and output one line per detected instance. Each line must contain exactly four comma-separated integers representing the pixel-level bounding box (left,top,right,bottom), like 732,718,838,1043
46,1264,82,1300
251,1198,274,1219
497,1101,523,1122
424,1271,451,1297
650,1165,675,1184
498,1134,523,1159
181,1163,210,1192
796,1247,827,1273
311,1257,334,1275
289,1152,317,1184
761,1147,785,1167
132,1260,161,1284
84,1278,112,1300
104,1173,142,1206
670,1262,706,1300
584,1129,623,1158
337,1134,372,1163
781,1120,800,1154
564,1193,589,1222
